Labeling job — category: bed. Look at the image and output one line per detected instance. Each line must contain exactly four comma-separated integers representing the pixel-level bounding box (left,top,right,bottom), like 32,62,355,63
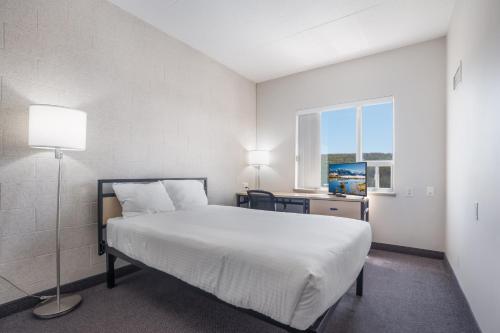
97,178,372,332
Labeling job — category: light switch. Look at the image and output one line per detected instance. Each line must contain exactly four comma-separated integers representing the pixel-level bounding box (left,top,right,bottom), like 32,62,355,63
405,187,414,197
426,186,435,197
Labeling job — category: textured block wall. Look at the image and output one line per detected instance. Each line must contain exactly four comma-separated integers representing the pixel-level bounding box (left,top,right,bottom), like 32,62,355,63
0,0,256,304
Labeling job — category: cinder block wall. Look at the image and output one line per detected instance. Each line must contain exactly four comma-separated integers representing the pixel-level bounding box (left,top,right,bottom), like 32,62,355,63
0,0,256,304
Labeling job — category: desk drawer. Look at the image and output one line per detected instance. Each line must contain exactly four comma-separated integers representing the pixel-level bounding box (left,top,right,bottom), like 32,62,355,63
309,200,360,219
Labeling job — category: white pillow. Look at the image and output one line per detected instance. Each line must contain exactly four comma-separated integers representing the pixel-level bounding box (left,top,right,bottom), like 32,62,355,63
162,180,208,210
112,181,175,217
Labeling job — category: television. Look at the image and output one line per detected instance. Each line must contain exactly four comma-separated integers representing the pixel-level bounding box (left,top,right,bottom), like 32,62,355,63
328,162,367,197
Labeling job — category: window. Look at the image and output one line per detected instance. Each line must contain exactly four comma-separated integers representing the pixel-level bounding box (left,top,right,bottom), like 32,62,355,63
296,98,394,193
320,108,357,186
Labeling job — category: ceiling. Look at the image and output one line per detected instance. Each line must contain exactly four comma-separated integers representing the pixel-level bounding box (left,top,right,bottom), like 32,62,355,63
109,0,456,82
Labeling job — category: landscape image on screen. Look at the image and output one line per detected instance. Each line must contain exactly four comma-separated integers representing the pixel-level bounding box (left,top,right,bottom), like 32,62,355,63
328,162,367,196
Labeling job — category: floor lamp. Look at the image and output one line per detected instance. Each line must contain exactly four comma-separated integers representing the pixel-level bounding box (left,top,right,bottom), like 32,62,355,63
29,105,87,318
248,150,269,189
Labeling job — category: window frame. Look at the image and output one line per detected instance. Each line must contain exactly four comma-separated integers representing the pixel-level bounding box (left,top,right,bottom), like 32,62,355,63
295,96,395,194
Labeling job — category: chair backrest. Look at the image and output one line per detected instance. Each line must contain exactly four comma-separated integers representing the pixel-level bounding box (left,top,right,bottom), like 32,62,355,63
247,190,277,211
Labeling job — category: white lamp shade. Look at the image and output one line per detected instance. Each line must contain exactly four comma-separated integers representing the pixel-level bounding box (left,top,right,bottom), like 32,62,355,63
248,150,270,166
29,105,87,150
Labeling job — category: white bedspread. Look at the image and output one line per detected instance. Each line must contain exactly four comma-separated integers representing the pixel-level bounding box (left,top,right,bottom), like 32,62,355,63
106,205,371,330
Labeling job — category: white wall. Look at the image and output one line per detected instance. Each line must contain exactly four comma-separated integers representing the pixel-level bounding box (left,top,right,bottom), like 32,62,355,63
257,38,446,252
0,0,256,305
446,0,500,332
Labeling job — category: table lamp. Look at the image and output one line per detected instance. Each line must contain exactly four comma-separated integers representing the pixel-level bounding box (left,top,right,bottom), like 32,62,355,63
248,150,269,189
29,105,86,318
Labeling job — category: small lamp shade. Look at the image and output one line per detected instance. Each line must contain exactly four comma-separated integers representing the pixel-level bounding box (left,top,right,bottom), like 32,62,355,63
248,150,270,166
29,105,87,150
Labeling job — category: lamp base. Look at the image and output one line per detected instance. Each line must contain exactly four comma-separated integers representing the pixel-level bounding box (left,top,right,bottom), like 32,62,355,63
33,294,82,319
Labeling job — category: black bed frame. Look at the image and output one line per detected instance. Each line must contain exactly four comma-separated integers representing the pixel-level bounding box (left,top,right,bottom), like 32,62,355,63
97,178,364,333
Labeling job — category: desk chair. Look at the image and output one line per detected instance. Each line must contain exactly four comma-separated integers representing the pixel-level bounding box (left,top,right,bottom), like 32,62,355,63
247,190,277,211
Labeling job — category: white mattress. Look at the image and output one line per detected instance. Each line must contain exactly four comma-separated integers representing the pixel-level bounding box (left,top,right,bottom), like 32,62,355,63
106,205,371,330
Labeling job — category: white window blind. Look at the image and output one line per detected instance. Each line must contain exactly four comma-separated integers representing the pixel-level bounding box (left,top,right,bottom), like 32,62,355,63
296,113,321,189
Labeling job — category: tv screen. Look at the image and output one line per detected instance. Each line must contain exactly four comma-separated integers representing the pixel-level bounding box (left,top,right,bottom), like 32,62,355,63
328,162,367,196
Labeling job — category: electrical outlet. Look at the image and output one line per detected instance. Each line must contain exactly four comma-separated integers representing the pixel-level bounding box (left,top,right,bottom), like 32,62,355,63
426,186,435,197
474,202,479,221
242,182,249,190
405,187,414,197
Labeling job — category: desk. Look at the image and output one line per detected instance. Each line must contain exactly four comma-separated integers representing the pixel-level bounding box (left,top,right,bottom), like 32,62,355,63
236,191,369,221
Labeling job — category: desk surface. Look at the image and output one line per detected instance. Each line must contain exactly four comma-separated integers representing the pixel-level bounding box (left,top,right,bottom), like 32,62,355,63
237,191,368,202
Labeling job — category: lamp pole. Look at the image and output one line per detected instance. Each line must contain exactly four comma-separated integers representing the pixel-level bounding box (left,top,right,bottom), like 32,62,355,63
33,148,82,318
55,149,62,310
256,165,261,189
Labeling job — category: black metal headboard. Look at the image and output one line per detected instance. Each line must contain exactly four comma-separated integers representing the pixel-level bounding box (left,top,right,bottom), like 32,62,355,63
97,177,207,255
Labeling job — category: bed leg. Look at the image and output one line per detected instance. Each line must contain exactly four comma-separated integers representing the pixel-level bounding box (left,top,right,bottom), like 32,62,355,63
107,253,116,289
356,268,363,296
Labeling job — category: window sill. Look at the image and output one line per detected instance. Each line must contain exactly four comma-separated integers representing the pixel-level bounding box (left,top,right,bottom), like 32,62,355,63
368,191,396,197
294,188,396,197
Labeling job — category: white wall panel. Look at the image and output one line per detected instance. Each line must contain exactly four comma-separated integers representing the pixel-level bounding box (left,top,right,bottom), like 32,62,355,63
0,0,256,304
257,38,446,252
446,1,500,332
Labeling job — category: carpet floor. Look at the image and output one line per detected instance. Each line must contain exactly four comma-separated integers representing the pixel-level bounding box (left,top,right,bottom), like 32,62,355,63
0,250,480,333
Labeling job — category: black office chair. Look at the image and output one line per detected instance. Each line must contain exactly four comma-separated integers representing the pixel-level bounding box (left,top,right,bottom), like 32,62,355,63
247,190,277,211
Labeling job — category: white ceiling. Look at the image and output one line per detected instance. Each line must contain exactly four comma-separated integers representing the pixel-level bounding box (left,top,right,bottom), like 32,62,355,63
109,0,456,82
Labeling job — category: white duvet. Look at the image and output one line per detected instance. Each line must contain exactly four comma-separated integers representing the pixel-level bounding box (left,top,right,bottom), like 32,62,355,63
106,205,371,330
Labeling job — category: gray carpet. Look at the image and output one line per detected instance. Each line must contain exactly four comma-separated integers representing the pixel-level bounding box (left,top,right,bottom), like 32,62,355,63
0,250,480,333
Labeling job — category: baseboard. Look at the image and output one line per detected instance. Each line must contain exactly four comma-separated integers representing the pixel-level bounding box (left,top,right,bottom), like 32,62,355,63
0,264,139,319
371,242,444,259
443,255,482,332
